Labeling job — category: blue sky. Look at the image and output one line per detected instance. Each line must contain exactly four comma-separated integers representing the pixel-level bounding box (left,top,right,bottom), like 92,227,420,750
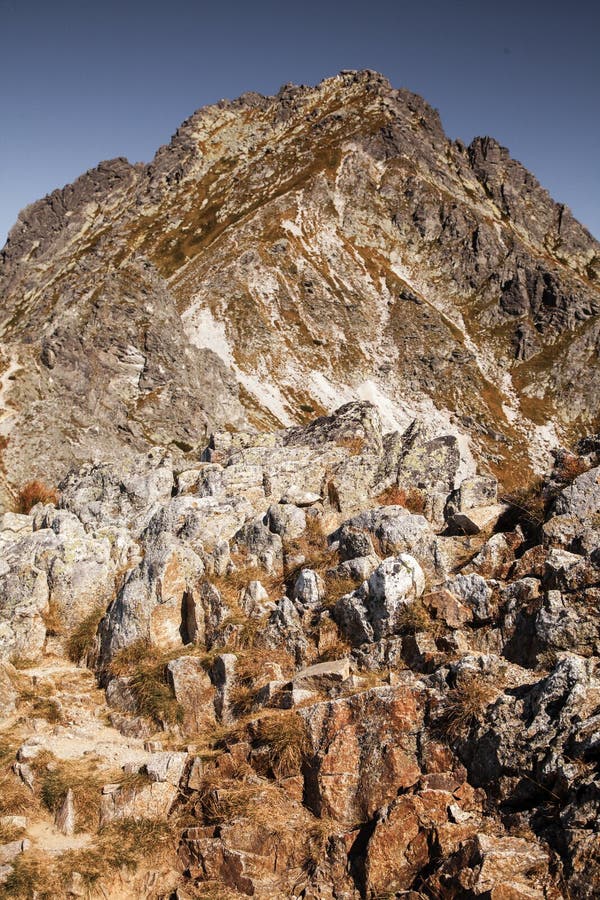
1,0,598,245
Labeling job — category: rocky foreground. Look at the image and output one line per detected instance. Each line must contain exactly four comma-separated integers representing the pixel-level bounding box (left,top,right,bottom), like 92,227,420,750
0,401,599,897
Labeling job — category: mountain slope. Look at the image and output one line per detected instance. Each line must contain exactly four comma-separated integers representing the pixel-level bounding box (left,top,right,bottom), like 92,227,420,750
1,70,599,505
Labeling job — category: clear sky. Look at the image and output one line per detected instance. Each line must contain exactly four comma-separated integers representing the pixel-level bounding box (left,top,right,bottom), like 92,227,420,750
1,0,599,247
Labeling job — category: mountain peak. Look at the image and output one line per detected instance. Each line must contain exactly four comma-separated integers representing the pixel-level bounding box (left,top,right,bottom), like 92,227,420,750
0,73,599,506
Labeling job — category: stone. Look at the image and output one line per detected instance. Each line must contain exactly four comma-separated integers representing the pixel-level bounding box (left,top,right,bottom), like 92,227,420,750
266,503,306,540
448,502,509,535
99,781,177,825
145,752,188,785
279,488,322,507
292,659,351,692
239,580,273,617
366,554,426,639
445,573,494,624
552,466,600,521
469,529,523,579
166,656,216,735
55,788,75,836
97,534,207,663
187,756,204,791
211,653,238,723
422,588,472,628
301,684,425,825
432,833,559,898
292,569,325,607
334,524,375,561
364,790,476,896
337,507,443,577
0,663,17,721
450,475,498,512
0,839,30,865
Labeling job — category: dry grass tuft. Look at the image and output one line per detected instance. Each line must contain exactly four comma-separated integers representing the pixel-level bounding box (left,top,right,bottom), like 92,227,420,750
250,710,310,777
441,676,501,739
228,647,295,716
396,599,442,636
284,516,338,582
14,480,59,514
554,453,588,484
335,435,366,456
501,476,546,527
0,772,34,816
375,484,427,515
2,851,63,899
41,599,64,637
322,572,362,608
66,604,105,663
34,754,105,831
109,640,183,727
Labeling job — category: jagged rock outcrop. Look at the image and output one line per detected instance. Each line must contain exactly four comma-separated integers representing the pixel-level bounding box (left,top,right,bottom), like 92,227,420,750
2,70,600,899
0,408,598,896
1,70,599,509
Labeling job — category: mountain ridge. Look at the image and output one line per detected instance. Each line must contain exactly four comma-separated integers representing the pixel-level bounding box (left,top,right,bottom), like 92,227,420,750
1,69,599,507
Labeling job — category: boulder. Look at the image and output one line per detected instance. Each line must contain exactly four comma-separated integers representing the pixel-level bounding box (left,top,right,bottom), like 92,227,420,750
266,503,306,541
54,788,75,836
301,683,426,825
335,506,443,577
448,502,509,535
292,569,325,607
431,833,560,898
166,656,216,735
100,781,176,825
145,751,188,785
445,573,494,624
334,553,426,644
292,659,351,692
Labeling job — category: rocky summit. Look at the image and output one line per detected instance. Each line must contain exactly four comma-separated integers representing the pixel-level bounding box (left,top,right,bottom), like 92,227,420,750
0,71,599,898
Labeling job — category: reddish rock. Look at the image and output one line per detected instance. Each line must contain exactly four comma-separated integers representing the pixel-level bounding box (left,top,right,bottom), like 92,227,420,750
422,588,472,628
166,655,216,735
301,684,425,826
511,545,548,580
364,789,479,896
431,833,563,898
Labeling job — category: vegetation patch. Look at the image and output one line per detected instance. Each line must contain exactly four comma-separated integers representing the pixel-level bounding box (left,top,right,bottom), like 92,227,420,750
14,480,59,514
66,604,105,664
375,484,427,515
108,640,184,727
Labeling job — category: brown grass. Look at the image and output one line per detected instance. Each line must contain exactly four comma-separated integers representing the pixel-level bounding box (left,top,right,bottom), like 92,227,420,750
335,435,366,456
321,572,362,608
554,452,588,484
501,476,546,527
441,676,501,739
375,484,427,515
108,640,183,727
0,772,34,816
249,710,310,777
395,599,441,636
283,516,338,582
3,819,175,898
228,647,295,716
66,604,105,663
14,480,59,514
33,754,105,832
41,599,64,637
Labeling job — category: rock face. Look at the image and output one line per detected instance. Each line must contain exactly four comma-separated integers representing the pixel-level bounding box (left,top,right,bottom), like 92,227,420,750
0,401,598,897
1,70,599,509
1,70,600,900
